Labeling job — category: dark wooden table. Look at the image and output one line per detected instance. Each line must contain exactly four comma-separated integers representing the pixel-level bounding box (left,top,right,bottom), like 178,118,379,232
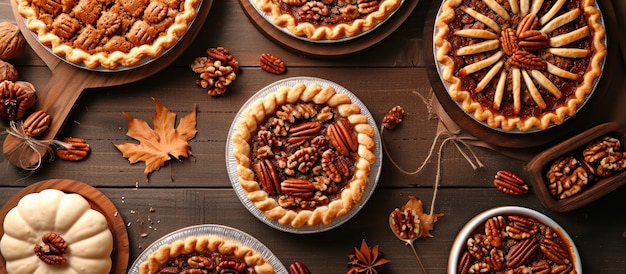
2,0,626,273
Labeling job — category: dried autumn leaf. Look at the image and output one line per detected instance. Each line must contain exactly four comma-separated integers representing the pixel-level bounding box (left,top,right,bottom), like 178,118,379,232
402,196,444,238
114,98,197,180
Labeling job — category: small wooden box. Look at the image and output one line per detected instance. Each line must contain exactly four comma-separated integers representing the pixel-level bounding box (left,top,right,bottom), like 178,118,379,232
525,122,626,212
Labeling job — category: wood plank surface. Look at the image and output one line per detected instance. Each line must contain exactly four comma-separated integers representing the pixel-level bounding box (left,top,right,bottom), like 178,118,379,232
1,0,626,273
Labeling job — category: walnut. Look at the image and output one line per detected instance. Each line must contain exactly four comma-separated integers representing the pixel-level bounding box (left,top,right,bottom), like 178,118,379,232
192,47,239,96
582,136,621,163
382,105,404,129
286,146,319,173
0,80,37,121
546,156,594,199
299,2,330,21
56,137,90,161
597,151,626,177
282,0,307,6
0,60,18,83
276,103,318,123
357,0,379,14
0,22,26,60
467,234,491,260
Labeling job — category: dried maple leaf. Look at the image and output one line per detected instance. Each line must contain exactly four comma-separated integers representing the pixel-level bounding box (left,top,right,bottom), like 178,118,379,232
114,98,197,180
347,239,390,274
401,196,444,238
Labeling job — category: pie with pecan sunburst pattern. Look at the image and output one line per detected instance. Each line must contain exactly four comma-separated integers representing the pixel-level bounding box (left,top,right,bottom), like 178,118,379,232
435,0,606,131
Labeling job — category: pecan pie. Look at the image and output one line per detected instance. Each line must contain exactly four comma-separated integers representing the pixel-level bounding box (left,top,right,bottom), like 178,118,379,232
253,0,403,40
138,235,274,274
14,0,201,69
232,82,376,228
434,0,606,131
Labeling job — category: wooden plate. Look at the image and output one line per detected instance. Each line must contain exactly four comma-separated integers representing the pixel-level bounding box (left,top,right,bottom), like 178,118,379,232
0,179,129,274
3,0,212,168
238,0,419,58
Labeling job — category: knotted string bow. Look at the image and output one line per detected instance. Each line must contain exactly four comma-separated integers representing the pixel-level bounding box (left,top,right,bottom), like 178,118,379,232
4,121,71,170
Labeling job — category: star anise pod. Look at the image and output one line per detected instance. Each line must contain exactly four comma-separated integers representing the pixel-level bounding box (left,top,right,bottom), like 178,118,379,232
347,239,390,274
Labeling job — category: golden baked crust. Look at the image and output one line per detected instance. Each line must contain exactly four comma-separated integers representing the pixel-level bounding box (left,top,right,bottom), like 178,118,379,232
138,235,274,274
434,0,606,131
232,82,376,228
15,0,200,69
253,0,402,40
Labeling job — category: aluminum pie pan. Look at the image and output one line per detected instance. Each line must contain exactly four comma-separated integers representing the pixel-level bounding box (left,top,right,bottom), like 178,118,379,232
226,76,383,234
431,0,607,134
127,224,288,274
248,0,405,44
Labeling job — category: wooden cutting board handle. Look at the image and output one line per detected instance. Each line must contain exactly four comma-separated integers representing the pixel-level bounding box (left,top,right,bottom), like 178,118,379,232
3,62,96,168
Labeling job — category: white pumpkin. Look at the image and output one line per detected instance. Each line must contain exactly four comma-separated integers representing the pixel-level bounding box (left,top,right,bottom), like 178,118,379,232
1,189,113,274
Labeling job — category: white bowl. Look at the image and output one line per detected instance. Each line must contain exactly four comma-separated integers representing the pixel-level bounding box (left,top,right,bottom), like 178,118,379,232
448,206,582,274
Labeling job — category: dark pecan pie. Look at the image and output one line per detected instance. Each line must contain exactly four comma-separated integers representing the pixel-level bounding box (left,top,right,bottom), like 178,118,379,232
138,235,274,274
434,0,606,131
15,0,200,69
232,83,376,228
253,0,402,40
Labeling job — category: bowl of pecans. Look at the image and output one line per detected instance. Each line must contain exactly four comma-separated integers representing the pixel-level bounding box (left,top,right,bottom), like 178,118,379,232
448,206,582,274
525,122,626,212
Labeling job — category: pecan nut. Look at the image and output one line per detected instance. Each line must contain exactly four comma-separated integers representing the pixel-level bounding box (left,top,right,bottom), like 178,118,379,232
56,137,90,161
382,105,404,129
23,110,51,137
260,53,286,75
288,121,322,143
509,50,547,71
327,118,358,156
505,237,539,268
289,261,311,274
254,159,281,195
0,80,37,121
217,259,247,272
493,170,528,195
518,30,549,51
540,238,571,265
516,13,539,37
500,28,519,56
321,150,350,183
281,178,315,198
506,215,538,240
458,251,471,274
389,207,420,240
187,255,214,269
485,216,506,248
34,232,68,265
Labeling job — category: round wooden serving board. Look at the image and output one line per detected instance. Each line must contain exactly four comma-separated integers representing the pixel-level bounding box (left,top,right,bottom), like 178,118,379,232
3,0,213,168
0,179,129,274
238,0,419,58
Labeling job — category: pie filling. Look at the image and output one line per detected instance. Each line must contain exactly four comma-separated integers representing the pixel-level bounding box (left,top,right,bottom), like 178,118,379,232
436,0,606,131
156,251,258,274
251,102,356,211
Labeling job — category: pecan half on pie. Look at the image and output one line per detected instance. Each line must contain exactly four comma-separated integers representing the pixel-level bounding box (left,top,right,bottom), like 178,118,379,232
253,0,403,40
14,0,201,69
435,0,606,131
139,235,274,274
232,82,376,228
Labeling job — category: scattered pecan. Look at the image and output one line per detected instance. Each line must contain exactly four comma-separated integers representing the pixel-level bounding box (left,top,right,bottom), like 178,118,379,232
0,80,37,121
382,105,404,129
260,53,286,74
56,137,90,161
500,28,519,56
509,50,547,71
0,22,26,60
254,159,281,195
289,261,311,274
281,178,315,198
505,237,539,268
34,232,68,265
0,59,18,83
327,118,358,156
493,170,528,195
23,110,51,137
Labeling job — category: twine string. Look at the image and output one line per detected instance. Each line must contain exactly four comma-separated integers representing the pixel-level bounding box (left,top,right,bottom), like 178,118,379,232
379,89,485,217
5,121,71,170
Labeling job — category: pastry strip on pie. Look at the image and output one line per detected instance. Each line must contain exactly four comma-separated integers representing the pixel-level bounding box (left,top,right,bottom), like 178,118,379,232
456,40,500,56
454,29,499,40
476,60,504,92
459,51,503,77
530,69,562,98
522,69,546,109
541,9,581,34
493,70,507,110
548,48,591,58
531,0,545,15
546,62,579,80
540,0,567,25
512,67,521,114
549,26,589,47
520,0,530,16
509,0,520,14
482,0,510,20
463,7,501,33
